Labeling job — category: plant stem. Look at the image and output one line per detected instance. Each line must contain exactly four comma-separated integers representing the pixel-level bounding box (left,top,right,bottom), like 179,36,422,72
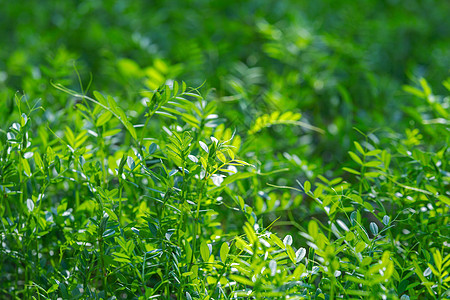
99,236,108,296
189,180,206,271
118,180,124,227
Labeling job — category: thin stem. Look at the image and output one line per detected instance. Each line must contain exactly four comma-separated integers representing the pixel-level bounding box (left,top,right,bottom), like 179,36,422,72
189,180,206,271
118,180,124,227
139,110,155,149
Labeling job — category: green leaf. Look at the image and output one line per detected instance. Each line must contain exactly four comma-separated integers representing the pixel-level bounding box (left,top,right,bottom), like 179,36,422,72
200,241,210,262
355,241,366,253
103,229,116,238
148,143,157,155
172,81,179,96
438,195,450,206
113,252,131,263
181,113,201,127
313,186,323,198
185,292,193,300
286,245,296,264
59,282,69,298
293,263,306,279
184,92,203,99
127,156,135,170
269,259,277,276
296,247,306,263
118,154,127,175
93,91,108,106
47,284,59,294
364,161,382,167
96,111,113,127
26,199,35,212
345,231,355,242
350,194,363,204
65,126,76,147
220,242,229,262
348,151,363,165
20,113,28,126
22,157,31,177
55,155,61,173
361,256,372,267
403,85,425,98
366,149,382,156
356,224,370,244
230,160,252,166
199,141,209,153
283,235,293,246
200,157,207,170
217,151,227,163
229,275,254,287
104,128,121,137
126,122,138,140
419,78,432,97
303,181,311,193
364,172,380,178
155,111,177,120
103,207,118,221
34,152,44,170
270,234,285,249
354,141,365,155
343,167,361,175
308,220,319,239
369,222,378,235
188,155,198,163
107,95,119,112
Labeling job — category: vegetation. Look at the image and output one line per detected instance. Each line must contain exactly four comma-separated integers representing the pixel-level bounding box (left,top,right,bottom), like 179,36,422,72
0,1,449,299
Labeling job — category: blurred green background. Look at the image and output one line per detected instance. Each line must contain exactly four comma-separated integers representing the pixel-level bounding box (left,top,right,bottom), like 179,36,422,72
1,0,449,175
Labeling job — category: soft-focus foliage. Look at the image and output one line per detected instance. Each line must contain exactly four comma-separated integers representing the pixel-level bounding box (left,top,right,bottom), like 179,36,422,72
0,1,449,299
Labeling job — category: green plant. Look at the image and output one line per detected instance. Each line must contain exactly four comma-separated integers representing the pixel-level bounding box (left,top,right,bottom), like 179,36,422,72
1,1,449,298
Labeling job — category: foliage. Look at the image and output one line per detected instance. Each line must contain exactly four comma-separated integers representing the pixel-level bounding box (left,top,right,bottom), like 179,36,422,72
0,1,449,299
0,79,448,299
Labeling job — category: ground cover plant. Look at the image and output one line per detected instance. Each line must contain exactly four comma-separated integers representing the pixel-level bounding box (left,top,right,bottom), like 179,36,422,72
0,0,449,299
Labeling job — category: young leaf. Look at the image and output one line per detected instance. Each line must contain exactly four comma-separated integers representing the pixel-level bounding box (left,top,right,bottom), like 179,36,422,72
188,155,198,163
229,275,254,287
199,141,209,153
296,247,306,263
303,181,311,194
269,260,277,276
96,111,113,127
270,234,285,249
354,141,365,155
127,156,135,170
26,199,34,212
369,222,379,235
200,241,210,262
148,143,157,155
283,235,293,246
22,157,31,177
220,242,229,263
343,167,361,175
348,151,363,165
286,245,296,264
118,154,127,175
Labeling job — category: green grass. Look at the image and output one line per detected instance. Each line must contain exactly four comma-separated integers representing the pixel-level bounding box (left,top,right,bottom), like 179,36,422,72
0,1,449,299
